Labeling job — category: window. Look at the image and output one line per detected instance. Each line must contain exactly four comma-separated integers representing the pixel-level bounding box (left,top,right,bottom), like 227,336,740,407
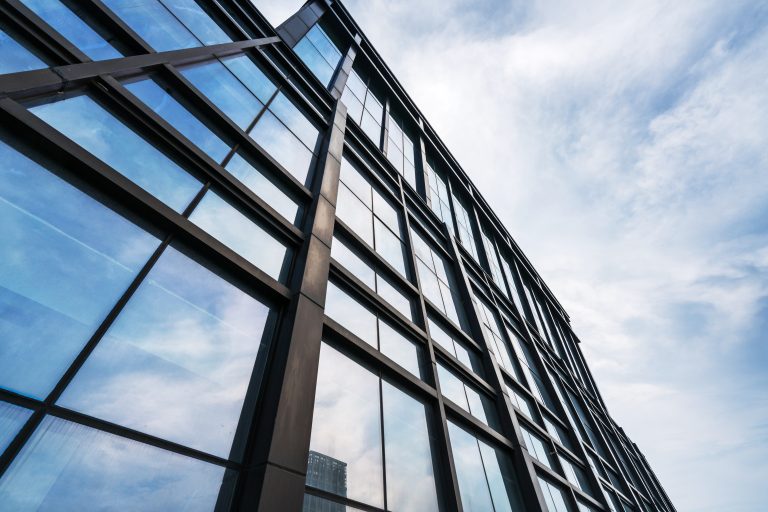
545,417,573,450
0,138,160,399
473,297,516,376
0,27,47,74
448,421,526,512
224,150,300,224
188,190,290,280
481,228,507,294
0,401,33,454
499,256,529,320
411,229,467,329
424,157,454,234
507,385,536,422
428,318,483,375
30,94,203,213
331,236,412,319
437,362,499,430
452,192,480,261
325,282,420,377
341,69,383,146
508,330,555,409
180,56,270,130
520,427,553,469
103,0,230,51
559,456,593,496
336,156,408,276
385,111,417,188
538,477,571,512
307,343,440,511
294,24,342,87
0,416,232,510
57,246,275,459
20,0,122,60
125,76,231,162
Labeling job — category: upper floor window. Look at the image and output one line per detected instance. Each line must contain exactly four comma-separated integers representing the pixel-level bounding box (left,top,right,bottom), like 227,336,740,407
342,69,384,146
385,111,417,188
424,157,454,234
452,191,481,262
294,23,342,87
481,227,507,293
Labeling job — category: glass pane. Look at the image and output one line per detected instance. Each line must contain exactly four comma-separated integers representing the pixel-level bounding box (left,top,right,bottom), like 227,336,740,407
331,237,376,290
538,477,570,512
341,87,363,124
375,274,412,320
306,25,342,67
125,77,230,162
180,59,263,130
437,363,469,409
447,422,495,512
339,157,372,208
222,55,276,104
360,110,381,146
249,110,314,185
58,246,272,459
378,321,420,378
0,139,159,399
295,37,335,86
20,0,121,60
336,184,374,246
0,402,33,454
479,441,526,512
308,344,384,508
0,416,231,510
31,94,202,212
0,29,46,74
382,381,439,512
324,283,377,347
521,427,553,469
268,93,320,151
374,219,406,276
345,70,366,100
163,0,231,46
372,189,399,228
189,190,289,280
303,494,365,512
103,0,199,51
224,151,298,223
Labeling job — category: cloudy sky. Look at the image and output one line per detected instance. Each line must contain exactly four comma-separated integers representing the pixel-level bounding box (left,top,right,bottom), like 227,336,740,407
258,1,768,510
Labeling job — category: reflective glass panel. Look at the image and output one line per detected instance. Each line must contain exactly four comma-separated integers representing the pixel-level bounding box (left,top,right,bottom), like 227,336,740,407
249,110,314,185
331,237,375,289
225,151,299,223
295,37,335,86
0,29,46,74
0,402,32,454
180,59,263,130
437,362,498,429
324,283,377,347
382,381,439,512
31,94,202,212
58,246,272,459
538,477,570,512
479,441,526,512
0,139,160,399
103,0,199,51
20,0,121,60
0,416,231,510
222,55,276,104
521,427,553,469
447,422,495,512
378,321,420,378
163,0,231,46
125,77,230,162
308,343,384,507
189,190,289,280
268,93,320,151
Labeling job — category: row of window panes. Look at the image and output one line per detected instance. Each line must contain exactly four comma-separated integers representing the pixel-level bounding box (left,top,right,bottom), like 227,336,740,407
411,228,467,329
386,111,417,188
437,361,500,430
428,317,483,375
294,23,343,87
452,192,481,262
325,282,420,377
336,155,408,276
424,158,454,234
330,236,413,321
307,342,439,511
342,69,383,147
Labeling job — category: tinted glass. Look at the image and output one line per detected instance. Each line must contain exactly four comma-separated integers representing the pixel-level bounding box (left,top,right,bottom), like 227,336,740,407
180,59,263,130
20,0,121,60
125,77,230,162
0,139,159,399
382,382,439,512
479,441,526,512
163,0,231,45
31,94,202,212
308,344,384,507
324,283,377,347
222,55,276,104
0,402,32,454
521,427,553,469
448,422,495,512
58,247,272,459
0,29,46,74
378,321,421,378
331,237,376,289
103,0,199,51
249,110,314,185
295,37,335,86
224,151,299,223
0,416,230,510
189,190,289,280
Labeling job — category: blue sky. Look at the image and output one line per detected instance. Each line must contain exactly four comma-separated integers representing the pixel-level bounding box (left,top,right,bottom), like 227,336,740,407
257,1,768,509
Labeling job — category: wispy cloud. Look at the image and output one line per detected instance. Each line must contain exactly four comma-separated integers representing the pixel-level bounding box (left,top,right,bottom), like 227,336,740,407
260,1,768,509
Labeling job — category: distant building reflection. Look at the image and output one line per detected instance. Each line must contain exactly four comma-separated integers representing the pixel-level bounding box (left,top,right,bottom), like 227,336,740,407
305,451,348,511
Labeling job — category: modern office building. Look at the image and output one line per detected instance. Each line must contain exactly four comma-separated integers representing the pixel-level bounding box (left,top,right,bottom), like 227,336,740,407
0,0,676,511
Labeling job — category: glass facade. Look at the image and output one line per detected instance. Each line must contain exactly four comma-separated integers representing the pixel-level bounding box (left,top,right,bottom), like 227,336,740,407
0,2,675,512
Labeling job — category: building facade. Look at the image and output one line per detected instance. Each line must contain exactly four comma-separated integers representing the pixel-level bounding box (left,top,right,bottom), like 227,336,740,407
0,1,675,511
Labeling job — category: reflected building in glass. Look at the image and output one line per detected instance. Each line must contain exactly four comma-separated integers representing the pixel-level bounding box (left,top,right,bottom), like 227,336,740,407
0,1,675,511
